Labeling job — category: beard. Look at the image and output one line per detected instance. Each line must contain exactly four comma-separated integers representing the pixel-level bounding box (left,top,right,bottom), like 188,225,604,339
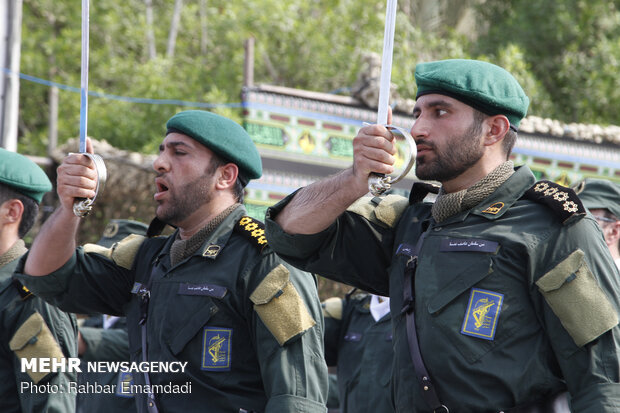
415,118,485,182
156,173,215,226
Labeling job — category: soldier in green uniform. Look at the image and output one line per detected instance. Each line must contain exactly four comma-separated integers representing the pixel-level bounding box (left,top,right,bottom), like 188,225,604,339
573,178,620,271
0,148,78,412
15,110,328,413
322,290,393,413
265,59,620,412
76,219,148,413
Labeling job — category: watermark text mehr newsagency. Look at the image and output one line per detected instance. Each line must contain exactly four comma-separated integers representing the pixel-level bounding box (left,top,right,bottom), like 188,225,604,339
21,358,188,373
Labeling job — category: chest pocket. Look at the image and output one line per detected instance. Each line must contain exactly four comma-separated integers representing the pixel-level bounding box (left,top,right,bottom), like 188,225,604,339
425,256,520,363
165,293,220,356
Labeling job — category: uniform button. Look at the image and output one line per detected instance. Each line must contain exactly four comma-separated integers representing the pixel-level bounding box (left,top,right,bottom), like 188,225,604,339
423,386,429,391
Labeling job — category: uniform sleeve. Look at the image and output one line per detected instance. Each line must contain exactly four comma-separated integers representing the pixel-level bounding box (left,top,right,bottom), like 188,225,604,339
531,216,620,411
9,297,78,413
248,253,328,413
79,325,129,362
14,239,141,316
265,194,402,296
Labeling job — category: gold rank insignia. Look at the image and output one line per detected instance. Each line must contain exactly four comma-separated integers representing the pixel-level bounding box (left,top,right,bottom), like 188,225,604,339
202,244,221,259
482,202,505,215
234,216,268,250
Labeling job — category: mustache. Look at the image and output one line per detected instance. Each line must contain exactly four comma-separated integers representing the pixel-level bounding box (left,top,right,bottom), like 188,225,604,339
416,139,436,150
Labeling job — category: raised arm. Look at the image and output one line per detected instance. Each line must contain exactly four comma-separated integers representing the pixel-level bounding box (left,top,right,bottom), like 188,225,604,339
275,114,397,235
24,139,99,276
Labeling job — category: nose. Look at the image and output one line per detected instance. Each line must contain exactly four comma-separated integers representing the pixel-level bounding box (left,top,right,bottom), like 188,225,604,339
410,117,429,142
152,151,169,173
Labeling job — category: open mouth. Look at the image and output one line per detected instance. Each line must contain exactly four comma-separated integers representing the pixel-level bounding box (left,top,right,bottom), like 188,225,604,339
154,178,170,200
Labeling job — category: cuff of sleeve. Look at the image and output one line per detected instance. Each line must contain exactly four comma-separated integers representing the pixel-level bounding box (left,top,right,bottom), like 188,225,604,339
265,194,333,259
264,394,327,413
570,383,620,412
14,252,78,299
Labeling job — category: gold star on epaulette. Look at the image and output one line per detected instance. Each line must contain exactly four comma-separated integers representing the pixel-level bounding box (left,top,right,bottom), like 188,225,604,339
234,216,268,250
523,180,586,224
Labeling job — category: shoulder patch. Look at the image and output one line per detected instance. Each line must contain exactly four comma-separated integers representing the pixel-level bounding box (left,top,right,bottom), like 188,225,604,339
347,194,409,228
522,180,586,224
9,312,65,383
111,234,146,270
234,216,268,250
250,264,316,346
12,278,33,300
322,297,343,320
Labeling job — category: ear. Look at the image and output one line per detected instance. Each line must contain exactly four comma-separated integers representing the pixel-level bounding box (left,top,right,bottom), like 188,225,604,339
483,115,510,147
0,199,24,225
214,163,239,191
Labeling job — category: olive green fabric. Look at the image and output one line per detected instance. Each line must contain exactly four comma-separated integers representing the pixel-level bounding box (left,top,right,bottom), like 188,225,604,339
415,59,529,128
0,148,52,203
166,110,262,182
16,206,327,413
97,219,148,248
0,253,77,413
573,178,620,219
76,316,136,413
322,293,394,413
265,164,620,412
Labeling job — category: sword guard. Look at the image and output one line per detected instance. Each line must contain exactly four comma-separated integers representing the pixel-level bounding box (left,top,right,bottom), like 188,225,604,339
368,124,416,196
73,153,107,217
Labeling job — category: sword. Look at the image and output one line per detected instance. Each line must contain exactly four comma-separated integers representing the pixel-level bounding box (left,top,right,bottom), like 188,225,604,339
367,0,416,196
73,0,107,217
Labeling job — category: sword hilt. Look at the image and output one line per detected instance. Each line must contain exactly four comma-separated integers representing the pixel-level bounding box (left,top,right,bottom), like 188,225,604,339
368,124,416,197
73,153,107,217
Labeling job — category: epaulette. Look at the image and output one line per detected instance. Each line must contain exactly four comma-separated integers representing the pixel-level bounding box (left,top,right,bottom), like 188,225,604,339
146,217,170,238
12,279,33,301
521,180,586,224
409,182,440,204
234,216,268,251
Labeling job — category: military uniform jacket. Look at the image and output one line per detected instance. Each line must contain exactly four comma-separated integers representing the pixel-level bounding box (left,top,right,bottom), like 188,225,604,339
77,315,137,413
323,293,393,413
0,255,77,413
16,206,328,413
265,166,620,412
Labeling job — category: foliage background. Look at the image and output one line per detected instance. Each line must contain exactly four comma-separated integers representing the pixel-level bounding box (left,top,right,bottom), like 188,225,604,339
17,0,620,298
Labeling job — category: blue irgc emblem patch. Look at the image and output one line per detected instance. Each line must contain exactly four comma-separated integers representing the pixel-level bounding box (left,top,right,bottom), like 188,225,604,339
461,289,504,340
202,327,232,371
116,372,135,397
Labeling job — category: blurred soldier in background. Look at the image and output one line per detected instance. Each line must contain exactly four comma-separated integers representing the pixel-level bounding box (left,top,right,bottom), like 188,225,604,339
0,148,77,412
574,178,620,270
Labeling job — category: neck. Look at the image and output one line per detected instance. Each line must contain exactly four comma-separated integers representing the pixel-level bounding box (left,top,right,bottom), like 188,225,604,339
177,200,238,240
442,156,506,193
0,226,20,257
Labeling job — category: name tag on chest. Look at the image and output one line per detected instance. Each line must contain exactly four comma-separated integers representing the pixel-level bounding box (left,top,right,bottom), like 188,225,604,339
440,238,499,253
178,283,227,298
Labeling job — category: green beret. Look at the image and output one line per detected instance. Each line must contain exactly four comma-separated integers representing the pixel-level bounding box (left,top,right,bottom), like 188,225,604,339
97,219,148,248
166,110,262,182
0,148,52,204
573,178,620,219
415,59,530,129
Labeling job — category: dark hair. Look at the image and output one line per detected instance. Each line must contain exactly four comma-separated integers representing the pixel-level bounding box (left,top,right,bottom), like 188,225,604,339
0,183,40,238
472,109,517,159
206,155,245,203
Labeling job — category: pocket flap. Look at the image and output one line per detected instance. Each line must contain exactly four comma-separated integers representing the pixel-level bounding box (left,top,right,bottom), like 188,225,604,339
250,264,290,305
536,250,583,292
9,312,43,351
169,298,219,355
427,258,494,314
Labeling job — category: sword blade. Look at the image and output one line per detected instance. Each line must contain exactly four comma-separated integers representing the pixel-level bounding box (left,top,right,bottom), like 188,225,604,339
377,0,397,125
79,0,90,153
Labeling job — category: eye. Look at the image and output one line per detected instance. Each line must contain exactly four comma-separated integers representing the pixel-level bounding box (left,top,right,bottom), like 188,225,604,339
437,109,448,116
